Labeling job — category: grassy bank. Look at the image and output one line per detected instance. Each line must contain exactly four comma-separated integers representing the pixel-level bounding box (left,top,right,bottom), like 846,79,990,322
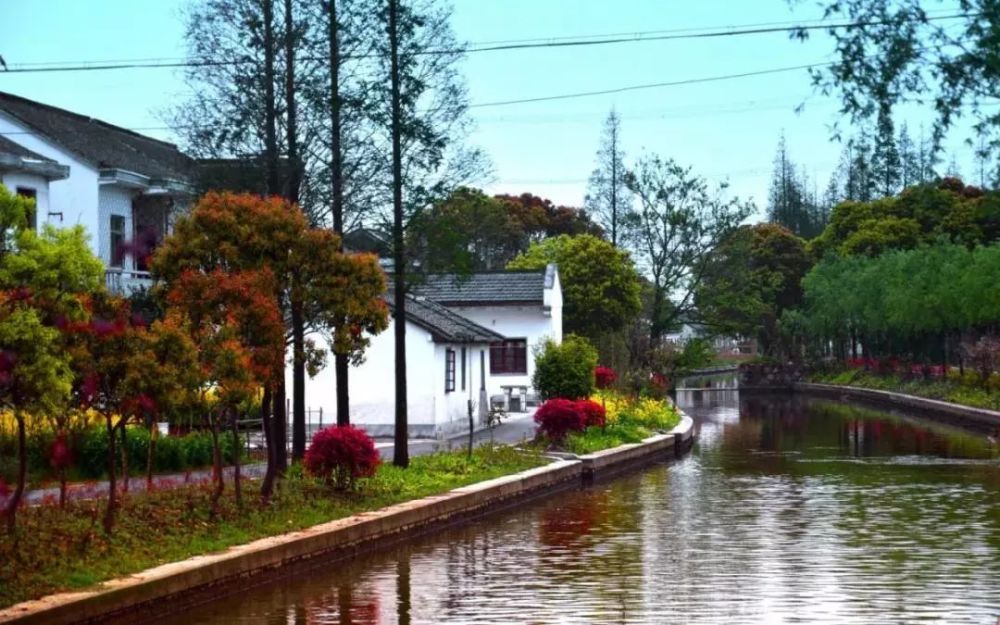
0,444,545,609
809,368,1000,411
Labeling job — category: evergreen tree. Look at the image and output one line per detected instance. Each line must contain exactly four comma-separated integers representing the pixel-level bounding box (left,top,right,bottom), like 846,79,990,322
872,110,901,196
850,135,877,202
915,124,938,184
585,109,632,247
898,122,919,188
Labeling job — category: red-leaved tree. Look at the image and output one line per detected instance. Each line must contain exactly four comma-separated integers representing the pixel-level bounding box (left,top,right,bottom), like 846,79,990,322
304,425,381,490
534,398,588,443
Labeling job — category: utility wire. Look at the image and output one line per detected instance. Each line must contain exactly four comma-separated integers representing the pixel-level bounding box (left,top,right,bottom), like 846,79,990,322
469,63,828,108
0,12,977,75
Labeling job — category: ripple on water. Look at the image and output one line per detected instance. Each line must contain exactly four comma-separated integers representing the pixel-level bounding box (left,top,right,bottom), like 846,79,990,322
156,394,1000,625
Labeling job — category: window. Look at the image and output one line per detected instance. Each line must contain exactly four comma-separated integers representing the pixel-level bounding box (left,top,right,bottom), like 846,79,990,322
445,349,456,393
490,339,527,375
460,347,467,391
15,188,36,230
109,215,125,268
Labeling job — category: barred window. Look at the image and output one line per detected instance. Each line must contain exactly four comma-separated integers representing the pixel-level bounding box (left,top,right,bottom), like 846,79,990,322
445,349,456,393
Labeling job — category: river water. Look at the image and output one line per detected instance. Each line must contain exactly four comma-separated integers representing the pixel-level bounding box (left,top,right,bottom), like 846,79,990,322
158,385,1000,624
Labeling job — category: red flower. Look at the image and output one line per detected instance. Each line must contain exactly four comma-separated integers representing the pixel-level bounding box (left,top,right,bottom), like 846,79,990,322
304,425,381,489
575,399,606,428
594,365,616,390
534,398,587,442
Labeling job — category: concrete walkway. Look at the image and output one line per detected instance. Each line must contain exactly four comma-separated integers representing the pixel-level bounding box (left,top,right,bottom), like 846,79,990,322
23,412,539,505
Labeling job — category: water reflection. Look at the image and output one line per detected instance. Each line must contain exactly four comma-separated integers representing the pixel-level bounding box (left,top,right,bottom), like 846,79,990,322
157,392,1000,625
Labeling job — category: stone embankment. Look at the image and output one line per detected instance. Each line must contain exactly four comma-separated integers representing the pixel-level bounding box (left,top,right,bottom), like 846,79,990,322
0,414,695,625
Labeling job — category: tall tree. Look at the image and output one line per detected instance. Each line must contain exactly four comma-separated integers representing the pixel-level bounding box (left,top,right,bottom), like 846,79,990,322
585,109,632,246
625,156,753,345
898,122,919,188
387,0,408,468
767,135,824,237
872,110,901,196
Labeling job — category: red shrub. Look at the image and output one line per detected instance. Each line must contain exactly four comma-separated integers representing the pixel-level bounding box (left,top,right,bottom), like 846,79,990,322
534,398,587,442
304,425,381,489
49,432,73,471
575,399,606,428
594,365,617,390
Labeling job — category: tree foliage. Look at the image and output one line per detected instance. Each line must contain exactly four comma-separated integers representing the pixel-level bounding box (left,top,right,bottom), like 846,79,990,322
697,223,812,355
532,336,599,401
624,155,753,344
508,235,642,339
811,178,1000,257
585,109,633,246
799,1,1000,172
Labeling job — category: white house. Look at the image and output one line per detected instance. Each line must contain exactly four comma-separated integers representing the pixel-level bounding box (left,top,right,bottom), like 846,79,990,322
0,91,195,293
290,265,563,438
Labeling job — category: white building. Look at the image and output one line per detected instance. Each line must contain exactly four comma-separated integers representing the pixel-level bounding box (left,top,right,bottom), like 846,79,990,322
0,91,194,293
291,265,563,438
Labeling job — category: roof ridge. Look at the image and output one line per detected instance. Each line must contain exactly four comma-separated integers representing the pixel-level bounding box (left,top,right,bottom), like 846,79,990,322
0,90,181,150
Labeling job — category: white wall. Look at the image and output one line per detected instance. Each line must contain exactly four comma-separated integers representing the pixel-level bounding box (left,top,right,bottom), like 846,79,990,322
0,113,100,249
98,185,135,269
0,171,50,229
447,304,557,399
287,319,433,436
433,343,491,429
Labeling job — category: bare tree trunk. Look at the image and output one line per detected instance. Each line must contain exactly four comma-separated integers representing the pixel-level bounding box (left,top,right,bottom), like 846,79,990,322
263,0,280,196
103,415,117,535
388,0,408,468
4,414,26,535
209,413,224,520
329,0,351,426
274,381,288,472
260,386,276,502
146,423,156,489
285,0,308,463
231,407,243,508
119,425,129,495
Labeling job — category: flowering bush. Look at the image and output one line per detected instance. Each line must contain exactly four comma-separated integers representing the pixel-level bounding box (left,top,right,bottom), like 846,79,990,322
48,432,72,471
304,425,381,490
534,398,587,442
594,365,617,390
575,399,606,428
592,392,679,431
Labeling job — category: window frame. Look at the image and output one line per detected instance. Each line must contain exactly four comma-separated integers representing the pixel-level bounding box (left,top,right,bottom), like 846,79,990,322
460,347,467,391
445,349,456,393
109,214,126,269
490,339,528,375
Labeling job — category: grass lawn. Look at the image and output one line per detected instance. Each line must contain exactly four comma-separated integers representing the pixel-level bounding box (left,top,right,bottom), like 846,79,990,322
0,444,546,609
810,368,1000,411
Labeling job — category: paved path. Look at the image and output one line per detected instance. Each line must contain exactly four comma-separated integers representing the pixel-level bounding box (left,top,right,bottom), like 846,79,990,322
23,412,539,505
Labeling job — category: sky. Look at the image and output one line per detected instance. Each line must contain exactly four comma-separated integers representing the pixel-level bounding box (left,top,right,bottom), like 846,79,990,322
0,0,983,219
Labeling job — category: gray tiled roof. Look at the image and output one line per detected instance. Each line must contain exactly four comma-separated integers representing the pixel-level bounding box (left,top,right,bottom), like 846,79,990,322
386,295,504,343
0,135,53,161
408,269,548,305
0,91,193,182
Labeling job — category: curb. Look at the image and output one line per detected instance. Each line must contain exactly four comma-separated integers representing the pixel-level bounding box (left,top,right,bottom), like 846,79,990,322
795,382,1000,432
0,410,696,625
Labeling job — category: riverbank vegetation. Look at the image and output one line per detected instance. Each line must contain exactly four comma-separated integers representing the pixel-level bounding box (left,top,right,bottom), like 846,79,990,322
810,366,1000,411
0,444,543,609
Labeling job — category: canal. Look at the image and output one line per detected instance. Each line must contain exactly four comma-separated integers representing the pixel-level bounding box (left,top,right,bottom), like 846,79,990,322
159,386,1000,624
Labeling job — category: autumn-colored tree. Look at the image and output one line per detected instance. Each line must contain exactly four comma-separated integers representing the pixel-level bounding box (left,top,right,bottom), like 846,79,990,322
495,193,604,242
165,268,285,514
151,192,386,497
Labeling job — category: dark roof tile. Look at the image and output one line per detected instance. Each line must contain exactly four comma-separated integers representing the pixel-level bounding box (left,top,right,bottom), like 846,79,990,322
385,295,504,343
0,91,193,182
407,270,548,305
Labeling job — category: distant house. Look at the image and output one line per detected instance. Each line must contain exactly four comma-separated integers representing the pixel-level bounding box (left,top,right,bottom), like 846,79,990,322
0,91,195,293
289,265,563,437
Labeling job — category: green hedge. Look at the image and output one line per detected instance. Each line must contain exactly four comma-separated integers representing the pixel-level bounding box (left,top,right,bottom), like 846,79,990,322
0,426,244,483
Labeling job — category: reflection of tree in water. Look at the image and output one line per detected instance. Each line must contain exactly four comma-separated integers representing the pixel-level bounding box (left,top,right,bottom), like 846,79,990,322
538,488,610,547
299,581,379,625
534,482,646,622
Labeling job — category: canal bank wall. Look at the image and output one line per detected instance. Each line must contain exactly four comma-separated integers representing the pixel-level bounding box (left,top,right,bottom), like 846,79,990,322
794,382,1000,433
0,416,694,625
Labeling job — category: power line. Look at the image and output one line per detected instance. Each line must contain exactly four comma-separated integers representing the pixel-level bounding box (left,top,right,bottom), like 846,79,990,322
469,63,829,108
0,12,977,75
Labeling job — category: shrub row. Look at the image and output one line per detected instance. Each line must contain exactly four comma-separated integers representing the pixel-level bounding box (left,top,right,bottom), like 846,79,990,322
0,426,243,483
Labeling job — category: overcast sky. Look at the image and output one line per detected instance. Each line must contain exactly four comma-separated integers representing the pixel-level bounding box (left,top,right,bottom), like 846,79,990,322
0,0,981,219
